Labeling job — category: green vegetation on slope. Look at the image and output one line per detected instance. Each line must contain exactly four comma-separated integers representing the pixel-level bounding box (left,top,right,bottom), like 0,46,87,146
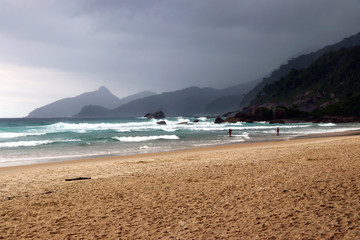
314,94,360,117
251,46,360,115
241,32,360,107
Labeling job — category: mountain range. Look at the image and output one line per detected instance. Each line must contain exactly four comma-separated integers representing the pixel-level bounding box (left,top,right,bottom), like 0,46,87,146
27,79,259,118
27,87,155,118
75,80,260,118
240,32,360,108
27,31,360,119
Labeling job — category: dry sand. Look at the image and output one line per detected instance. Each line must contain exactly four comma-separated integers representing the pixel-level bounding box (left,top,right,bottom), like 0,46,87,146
1,134,360,239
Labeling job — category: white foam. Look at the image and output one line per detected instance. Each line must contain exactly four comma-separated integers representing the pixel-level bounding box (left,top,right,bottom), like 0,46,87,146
0,139,81,148
197,117,208,121
0,132,45,139
299,127,360,135
175,117,191,122
42,120,311,134
318,123,336,127
0,151,104,164
232,132,250,139
48,122,127,132
113,135,179,142
47,121,173,133
0,140,53,148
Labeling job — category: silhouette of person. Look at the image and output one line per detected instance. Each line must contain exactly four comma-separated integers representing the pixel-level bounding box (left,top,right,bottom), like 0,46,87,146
228,129,232,137
277,127,280,136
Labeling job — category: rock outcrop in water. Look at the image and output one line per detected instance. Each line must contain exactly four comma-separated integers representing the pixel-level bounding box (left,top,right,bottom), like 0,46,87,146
144,111,166,119
214,117,224,124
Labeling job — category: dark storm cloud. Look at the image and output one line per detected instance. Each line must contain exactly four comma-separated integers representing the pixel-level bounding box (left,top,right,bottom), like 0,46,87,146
0,0,360,93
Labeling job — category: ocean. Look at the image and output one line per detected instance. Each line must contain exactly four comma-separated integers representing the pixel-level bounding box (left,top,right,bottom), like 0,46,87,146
1,117,360,167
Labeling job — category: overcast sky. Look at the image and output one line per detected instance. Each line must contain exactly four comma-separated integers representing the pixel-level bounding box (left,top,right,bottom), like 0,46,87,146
1,0,360,117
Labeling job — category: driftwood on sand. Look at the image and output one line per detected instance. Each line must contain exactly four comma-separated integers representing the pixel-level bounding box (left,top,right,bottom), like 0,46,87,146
65,177,91,181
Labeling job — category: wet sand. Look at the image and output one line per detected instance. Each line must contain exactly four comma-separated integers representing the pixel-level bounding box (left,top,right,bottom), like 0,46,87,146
1,133,360,239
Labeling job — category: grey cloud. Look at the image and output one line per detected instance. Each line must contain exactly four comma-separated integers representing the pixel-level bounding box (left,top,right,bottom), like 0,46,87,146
0,0,360,94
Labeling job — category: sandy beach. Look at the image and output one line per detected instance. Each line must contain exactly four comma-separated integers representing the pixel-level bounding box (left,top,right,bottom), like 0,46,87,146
1,134,360,239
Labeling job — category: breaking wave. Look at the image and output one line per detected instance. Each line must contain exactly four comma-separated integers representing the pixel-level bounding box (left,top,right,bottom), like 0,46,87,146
0,139,81,148
113,135,180,142
0,132,45,139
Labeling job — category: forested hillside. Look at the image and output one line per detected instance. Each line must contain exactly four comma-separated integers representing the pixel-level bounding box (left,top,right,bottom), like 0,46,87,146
240,32,360,107
250,46,360,116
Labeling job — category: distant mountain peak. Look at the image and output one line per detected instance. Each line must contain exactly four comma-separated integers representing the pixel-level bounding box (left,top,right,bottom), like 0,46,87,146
98,86,110,93
27,86,156,118
27,86,122,118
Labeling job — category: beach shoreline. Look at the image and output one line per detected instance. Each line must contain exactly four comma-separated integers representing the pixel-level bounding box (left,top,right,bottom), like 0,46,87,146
1,131,360,239
2,117,360,169
1,129,360,172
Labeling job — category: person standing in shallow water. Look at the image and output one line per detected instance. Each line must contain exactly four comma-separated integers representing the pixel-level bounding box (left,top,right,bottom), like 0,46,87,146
228,129,232,137
277,127,280,136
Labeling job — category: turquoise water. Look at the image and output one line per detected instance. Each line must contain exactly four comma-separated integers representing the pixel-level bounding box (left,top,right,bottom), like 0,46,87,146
1,117,360,167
